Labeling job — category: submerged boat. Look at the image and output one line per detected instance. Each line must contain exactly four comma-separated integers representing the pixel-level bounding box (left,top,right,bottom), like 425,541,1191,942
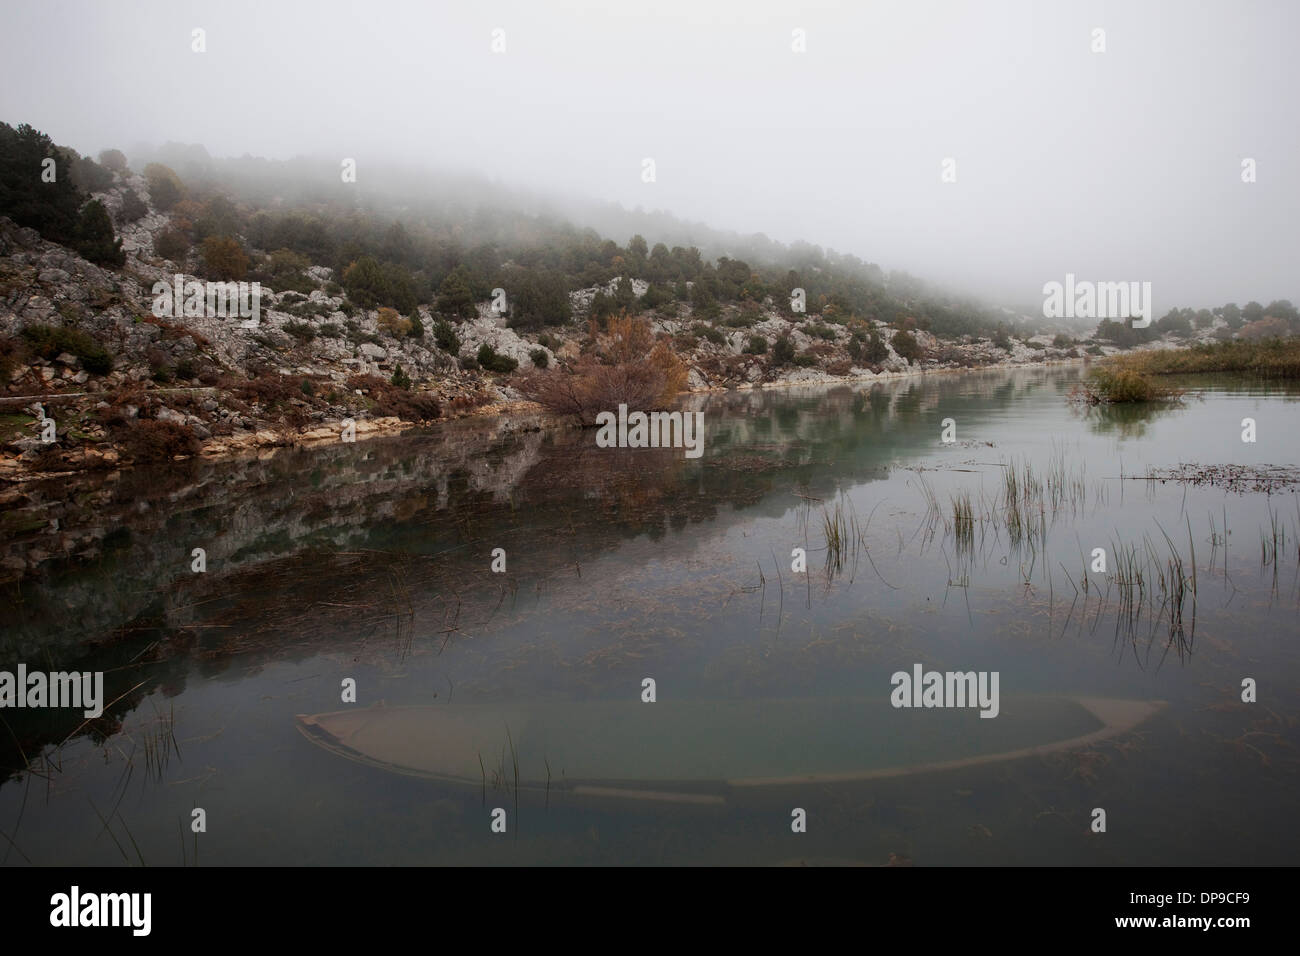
296,695,1164,804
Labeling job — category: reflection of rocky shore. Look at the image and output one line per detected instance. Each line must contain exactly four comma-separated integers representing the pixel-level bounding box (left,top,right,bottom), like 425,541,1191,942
0,368,1079,668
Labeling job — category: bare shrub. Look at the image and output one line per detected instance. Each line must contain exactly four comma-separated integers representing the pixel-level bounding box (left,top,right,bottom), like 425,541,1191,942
517,314,687,424
117,419,200,461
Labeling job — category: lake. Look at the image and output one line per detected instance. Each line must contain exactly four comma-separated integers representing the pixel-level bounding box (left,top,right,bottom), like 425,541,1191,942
2,365,1298,865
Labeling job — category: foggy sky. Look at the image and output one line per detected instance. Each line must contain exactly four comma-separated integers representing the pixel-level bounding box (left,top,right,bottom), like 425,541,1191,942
2,0,1297,311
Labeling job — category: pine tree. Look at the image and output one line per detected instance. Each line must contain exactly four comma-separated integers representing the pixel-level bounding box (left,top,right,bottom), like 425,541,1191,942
0,122,84,245
73,199,125,266
436,271,477,319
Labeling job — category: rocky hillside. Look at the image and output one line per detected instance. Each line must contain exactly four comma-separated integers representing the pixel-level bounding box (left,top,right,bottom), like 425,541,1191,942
0,166,1195,480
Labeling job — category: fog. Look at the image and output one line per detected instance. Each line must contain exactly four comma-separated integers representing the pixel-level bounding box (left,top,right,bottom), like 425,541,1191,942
2,0,1297,310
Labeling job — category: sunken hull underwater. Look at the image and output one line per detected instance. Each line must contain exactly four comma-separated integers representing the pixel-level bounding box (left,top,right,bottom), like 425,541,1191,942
297,696,1165,806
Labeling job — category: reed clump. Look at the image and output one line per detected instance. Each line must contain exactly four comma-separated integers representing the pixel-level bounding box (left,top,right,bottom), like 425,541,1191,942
1072,366,1183,404
1108,338,1300,378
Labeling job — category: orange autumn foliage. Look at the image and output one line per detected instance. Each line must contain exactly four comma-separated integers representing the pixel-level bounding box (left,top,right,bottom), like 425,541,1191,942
519,313,687,423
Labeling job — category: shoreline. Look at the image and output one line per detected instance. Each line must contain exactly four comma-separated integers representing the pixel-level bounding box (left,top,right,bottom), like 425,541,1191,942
0,356,1089,482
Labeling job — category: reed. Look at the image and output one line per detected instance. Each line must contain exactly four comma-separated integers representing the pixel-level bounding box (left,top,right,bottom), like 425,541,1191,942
1108,338,1300,378
951,490,975,556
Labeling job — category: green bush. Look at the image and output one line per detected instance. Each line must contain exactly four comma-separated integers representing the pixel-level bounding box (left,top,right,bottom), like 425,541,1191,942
20,324,113,374
283,320,317,342
793,352,819,367
529,348,549,369
848,328,888,364
433,319,460,355
118,188,147,224
692,324,726,345
477,343,518,373
143,163,184,211
73,199,124,266
391,364,412,389
344,321,380,346
436,271,477,319
68,153,114,193
154,227,190,262
694,300,722,321
505,269,571,330
891,329,923,364
743,335,768,354
771,335,796,366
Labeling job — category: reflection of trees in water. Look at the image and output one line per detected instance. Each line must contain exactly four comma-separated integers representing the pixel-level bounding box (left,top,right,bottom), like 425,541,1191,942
0,622,193,785
1072,399,1184,440
0,367,1129,787
3,369,1087,665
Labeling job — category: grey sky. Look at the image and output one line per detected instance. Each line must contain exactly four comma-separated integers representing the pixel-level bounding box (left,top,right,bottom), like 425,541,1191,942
2,0,1296,310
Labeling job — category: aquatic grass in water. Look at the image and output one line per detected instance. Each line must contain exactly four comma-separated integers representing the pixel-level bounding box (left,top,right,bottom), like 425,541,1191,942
909,447,1296,666
951,491,975,557
820,495,865,586
822,502,846,574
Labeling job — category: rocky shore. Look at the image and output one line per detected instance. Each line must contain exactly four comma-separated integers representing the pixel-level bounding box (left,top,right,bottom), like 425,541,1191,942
1,174,1107,482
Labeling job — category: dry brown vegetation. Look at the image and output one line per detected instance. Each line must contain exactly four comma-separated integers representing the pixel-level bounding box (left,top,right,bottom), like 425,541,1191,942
223,370,309,414
517,313,687,424
376,307,412,337
115,419,201,461
1106,337,1300,377
345,374,441,421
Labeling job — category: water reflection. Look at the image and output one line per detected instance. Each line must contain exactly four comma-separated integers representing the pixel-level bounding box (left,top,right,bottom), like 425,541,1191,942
1,367,1298,865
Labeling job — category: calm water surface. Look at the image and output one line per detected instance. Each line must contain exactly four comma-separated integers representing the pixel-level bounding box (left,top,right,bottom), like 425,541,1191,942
2,366,1298,865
